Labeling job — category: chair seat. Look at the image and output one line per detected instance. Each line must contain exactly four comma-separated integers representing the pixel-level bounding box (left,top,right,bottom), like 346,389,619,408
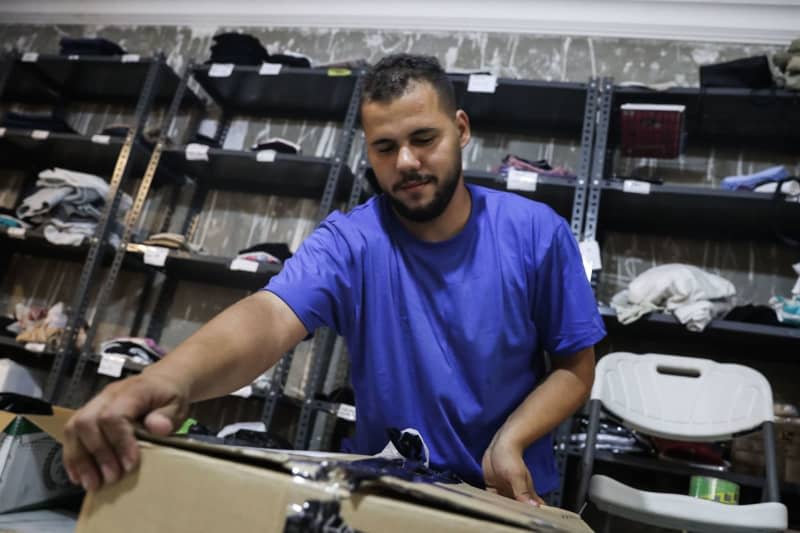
589,475,787,533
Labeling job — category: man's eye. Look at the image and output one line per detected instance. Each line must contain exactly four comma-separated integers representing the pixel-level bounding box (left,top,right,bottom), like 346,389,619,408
376,145,395,153
413,137,434,145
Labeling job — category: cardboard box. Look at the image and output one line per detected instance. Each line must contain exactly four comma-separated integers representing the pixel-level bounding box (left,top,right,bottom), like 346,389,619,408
0,406,80,513
4,408,592,532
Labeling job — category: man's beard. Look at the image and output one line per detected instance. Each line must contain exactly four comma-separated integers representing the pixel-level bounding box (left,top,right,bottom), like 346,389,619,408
385,156,462,223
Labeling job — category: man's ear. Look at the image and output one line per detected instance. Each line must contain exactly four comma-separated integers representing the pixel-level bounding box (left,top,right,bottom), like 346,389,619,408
455,109,471,148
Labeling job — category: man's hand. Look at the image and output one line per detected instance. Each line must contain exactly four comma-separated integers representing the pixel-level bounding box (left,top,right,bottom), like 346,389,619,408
481,432,545,506
62,371,189,492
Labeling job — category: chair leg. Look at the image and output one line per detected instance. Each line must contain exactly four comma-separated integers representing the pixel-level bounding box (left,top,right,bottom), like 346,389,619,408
601,511,611,533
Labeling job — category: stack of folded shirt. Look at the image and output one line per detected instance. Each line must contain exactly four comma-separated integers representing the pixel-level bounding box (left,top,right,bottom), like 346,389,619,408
495,154,576,179
99,337,166,365
142,232,203,253
16,167,131,247
7,302,86,350
206,32,312,68
250,136,301,154
611,263,736,331
720,165,799,194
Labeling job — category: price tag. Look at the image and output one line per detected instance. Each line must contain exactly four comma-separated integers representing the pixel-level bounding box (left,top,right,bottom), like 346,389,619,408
21,52,39,63
230,258,259,272
579,239,602,280
507,169,538,192
24,343,45,353
623,179,651,195
7,227,26,239
467,74,497,94
91,134,111,145
143,246,169,267
230,385,253,398
259,62,282,75
121,54,140,63
31,130,50,140
209,63,234,78
0,128,5,137
185,143,210,161
256,149,277,163
336,403,357,422
98,354,126,378
327,68,351,77
68,54,79,61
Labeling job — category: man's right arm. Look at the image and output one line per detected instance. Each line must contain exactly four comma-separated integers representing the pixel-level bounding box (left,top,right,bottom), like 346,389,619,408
63,290,308,492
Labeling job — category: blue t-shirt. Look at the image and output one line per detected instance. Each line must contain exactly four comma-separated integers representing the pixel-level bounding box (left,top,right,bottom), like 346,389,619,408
265,184,605,493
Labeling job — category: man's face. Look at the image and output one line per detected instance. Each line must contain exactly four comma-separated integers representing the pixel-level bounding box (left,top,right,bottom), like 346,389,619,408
361,81,470,223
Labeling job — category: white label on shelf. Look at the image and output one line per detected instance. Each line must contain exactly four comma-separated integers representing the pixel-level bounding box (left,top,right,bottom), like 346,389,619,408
143,246,169,267
91,134,111,145
467,74,497,94
24,342,45,353
259,62,282,75
121,54,140,63
230,258,259,272
21,52,38,63
98,354,126,378
0,128,5,138
336,403,357,422
256,149,277,163
230,385,253,398
579,239,602,279
209,63,234,78
31,130,49,140
507,169,538,192
68,54,79,61
7,227,26,239
185,143,210,161
623,179,651,195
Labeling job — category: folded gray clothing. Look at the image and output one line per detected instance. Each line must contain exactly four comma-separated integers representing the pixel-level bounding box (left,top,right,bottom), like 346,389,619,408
17,187,73,219
53,201,104,222
43,219,96,246
37,168,109,197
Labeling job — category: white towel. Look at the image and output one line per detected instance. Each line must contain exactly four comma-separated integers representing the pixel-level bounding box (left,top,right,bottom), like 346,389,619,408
612,264,735,331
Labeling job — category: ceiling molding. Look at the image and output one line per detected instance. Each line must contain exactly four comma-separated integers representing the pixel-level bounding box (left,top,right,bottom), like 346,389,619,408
1,1,798,45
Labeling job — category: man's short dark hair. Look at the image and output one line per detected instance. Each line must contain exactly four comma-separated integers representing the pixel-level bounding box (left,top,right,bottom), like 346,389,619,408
362,53,457,114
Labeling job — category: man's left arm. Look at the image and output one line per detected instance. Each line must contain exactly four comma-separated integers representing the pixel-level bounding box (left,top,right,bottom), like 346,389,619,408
481,346,596,505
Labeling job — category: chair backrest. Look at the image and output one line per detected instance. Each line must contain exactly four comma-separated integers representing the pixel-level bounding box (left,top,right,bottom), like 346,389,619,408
591,352,774,441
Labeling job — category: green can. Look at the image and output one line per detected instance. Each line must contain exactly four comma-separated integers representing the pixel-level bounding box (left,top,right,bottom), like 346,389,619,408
689,476,740,505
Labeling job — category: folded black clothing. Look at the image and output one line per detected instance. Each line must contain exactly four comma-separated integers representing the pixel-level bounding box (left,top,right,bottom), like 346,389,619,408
237,242,292,262
207,32,269,65
700,55,775,89
251,138,300,154
60,37,126,56
191,132,221,148
724,304,783,326
266,53,311,68
1,111,77,133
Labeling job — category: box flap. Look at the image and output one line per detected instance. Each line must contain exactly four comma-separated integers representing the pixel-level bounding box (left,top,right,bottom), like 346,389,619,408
0,407,74,442
137,432,589,532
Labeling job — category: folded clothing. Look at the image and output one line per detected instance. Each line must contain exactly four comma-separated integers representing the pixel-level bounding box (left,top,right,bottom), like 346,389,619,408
235,251,281,266
753,178,800,196
99,337,166,365
237,242,292,262
60,37,126,56
700,55,775,89
266,51,312,68
251,136,301,154
142,232,203,253
43,219,97,247
720,165,789,191
611,263,736,331
495,154,576,179
207,32,268,65
11,301,85,350
1,111,77,133
725,304,783,327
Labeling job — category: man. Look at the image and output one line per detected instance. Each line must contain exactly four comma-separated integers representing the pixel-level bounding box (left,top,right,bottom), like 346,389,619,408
63,54,605,505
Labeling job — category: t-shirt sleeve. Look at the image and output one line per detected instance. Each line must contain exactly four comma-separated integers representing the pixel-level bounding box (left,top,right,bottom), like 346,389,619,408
532,217,606,356
262,217,356,336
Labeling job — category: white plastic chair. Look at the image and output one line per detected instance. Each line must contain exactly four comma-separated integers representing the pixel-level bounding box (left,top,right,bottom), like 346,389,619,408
575,352,788,532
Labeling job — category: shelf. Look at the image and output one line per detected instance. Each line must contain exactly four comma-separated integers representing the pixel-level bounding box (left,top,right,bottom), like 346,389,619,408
464,169,577,219
0,336,56,370
2,54,200,107
126,244,282,291
161,146,353,200
0,128,175,183
192,65,358,120
0,225,97,262
610,85,800,153
596,179,800,241
449,76,587,135
567,448,800,497
599,305,800,362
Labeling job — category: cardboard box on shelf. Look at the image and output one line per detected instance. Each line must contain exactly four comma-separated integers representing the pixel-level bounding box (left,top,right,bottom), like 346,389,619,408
1,406,592,533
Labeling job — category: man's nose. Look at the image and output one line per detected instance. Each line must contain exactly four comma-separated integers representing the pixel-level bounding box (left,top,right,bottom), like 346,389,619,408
396,145,421,173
